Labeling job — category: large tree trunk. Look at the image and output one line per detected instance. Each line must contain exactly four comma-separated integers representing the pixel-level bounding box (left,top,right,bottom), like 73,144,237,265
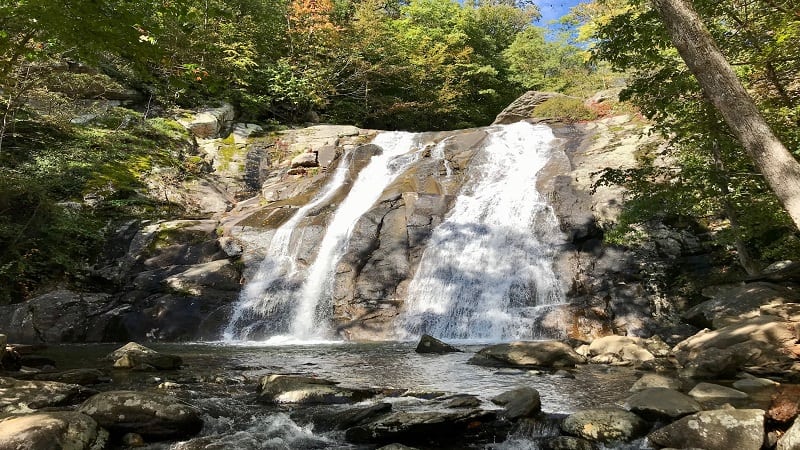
650,0,800,231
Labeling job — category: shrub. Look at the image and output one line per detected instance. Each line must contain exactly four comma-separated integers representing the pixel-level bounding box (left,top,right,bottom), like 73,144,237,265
533,96,598,122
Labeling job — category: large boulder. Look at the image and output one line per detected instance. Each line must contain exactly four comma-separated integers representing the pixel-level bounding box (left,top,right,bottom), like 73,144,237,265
673,315,798,378
491,387,541,420
647,409,765,450
257,374,376,405
79,390,203,441
468,341,586,369
0,377,96,413
587,335,655,365
104,342,182,370
345,408,497,446
624,388,702,420
561,408,648,443
778,416,800,450
177,103,235,139
684,282,799,328
415,335,462,354
0,412,107,450
493,91,565,124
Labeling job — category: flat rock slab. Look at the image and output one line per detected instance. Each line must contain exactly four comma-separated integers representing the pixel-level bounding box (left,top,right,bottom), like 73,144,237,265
630,373,683,392
345,408,497,446
625,388,702,420
648,409,765,450
469,341,585,369
561,407,648,443
0,377,96,413
0,412,107,450
258,374,376,405
688,382,749,400
79,390,203,441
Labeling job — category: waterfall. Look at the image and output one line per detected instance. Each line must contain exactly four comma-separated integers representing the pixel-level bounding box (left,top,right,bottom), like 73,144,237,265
223,151,354,341
224,131,422,342
397,121,565,342
290,131,422,339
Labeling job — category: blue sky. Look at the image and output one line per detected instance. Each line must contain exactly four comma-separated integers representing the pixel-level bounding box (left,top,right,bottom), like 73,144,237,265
536,0,583,26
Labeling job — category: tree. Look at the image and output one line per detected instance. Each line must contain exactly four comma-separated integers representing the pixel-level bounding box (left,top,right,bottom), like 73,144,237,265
649,0,800,230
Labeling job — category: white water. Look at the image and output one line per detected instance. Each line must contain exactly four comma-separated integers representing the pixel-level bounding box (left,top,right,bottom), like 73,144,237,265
223,152,354,341
290,131,422,339
397,122,565,341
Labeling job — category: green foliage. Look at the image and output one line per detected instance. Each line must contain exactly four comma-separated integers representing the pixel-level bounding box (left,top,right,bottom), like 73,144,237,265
582,0,800,268
533,96,598,121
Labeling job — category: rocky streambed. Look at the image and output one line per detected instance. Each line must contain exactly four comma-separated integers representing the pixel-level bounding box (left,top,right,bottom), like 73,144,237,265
2,331,800,449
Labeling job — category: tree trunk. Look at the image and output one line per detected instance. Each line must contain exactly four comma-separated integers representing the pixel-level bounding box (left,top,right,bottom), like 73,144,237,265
650,0,800,231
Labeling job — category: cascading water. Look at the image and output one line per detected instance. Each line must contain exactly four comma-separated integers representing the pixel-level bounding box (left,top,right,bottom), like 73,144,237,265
223,152,354,341
290,131,422,339
397,121,565,342
225,131,423,342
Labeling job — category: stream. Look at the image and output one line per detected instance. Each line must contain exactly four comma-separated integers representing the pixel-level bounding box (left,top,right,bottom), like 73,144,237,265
39,342,640,449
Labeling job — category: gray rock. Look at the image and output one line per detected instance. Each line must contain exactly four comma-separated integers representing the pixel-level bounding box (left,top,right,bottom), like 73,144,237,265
732,375,778,392
290,151,318,168
22,369,109,386
625,388,702,420
218,236,244,258
0,377,96,413
104,342,182,370
162,259,241,296
629,373,683,392
492,387,541,419
778,415,800,450
0,290,111,343
588,335,655,364
439,394,481,409
684,282,798,328
0,412,107,450
415,334,462,354
647,409,765,450
561,408,648,443
177,103,234,139
469,341,586,369
493,91,565,124
345,408,497,445
673,315,797,378
79,390,203,441
543,436,597,450
257,374,375,405
688,382,749,400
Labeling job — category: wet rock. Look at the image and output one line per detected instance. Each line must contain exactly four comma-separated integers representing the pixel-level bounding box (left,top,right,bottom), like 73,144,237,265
561,408,648,443
624,388,702,420
688,382,749,401
491,387,541,420
673,315,797,378
104,342,182,370
629,373,683,392
302,402,392,432
439,394,481,409
415,334,462,354
345,408,497,446
257,374,376,405
122,432,146,447
0,412,107,450
79,390,203,441
647,409,765,450
162,259,241,296
0,377,97,412
469,341,586,369
542,436,597,450
20,369,109,386
684,282,798,329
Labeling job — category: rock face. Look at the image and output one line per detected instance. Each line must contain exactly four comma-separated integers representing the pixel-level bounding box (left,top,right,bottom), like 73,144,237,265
0,412,107,450
561,408,648,443
0,290,111,343
647,409,765,450
493,91,564,124
415,335,462,354
468,341,586,368
79,390,203,441
257,374,375,405
684,282,799,329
